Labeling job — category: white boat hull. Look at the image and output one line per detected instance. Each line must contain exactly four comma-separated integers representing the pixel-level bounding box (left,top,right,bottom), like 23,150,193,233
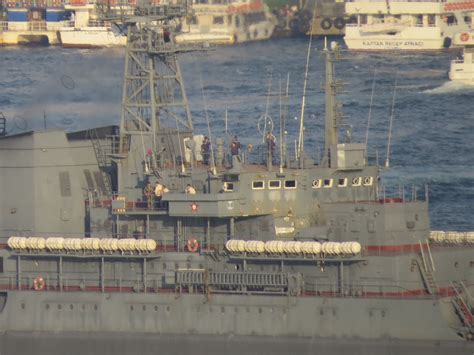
345,26,452,51
59,27,126,48
176,22,274,45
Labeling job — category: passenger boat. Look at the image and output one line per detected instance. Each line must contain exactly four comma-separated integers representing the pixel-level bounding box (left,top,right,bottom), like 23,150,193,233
58,0,130,48
449,31,474,83
0,1,67,45
175,0,276,45
344,0,474,51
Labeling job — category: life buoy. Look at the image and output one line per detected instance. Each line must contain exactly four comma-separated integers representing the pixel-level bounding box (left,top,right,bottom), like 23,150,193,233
33,276,45,291
186,238,199,253
333,17,345,30
460,32,470,42
320,18,332,30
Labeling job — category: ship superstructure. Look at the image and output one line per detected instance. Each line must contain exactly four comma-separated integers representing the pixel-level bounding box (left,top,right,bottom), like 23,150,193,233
450,31,474,83
0,1,474,352
345,0,474,51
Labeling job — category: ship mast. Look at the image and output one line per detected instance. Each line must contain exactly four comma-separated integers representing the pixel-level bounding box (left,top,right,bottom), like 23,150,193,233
323,40,343,167
98,1,199,168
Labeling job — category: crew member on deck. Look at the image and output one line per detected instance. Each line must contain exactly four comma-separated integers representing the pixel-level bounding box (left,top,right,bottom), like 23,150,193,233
144,182,154,209
266,131,276,164
230,135,241,156
201,136,211,165
185,184,196,195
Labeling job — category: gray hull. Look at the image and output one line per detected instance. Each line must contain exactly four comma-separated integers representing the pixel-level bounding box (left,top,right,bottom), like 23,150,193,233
1,331,473,355
0,290,466,354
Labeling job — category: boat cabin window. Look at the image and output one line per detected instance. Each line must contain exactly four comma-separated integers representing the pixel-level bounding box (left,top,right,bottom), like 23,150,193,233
415,15,423,26
360,14,367,25
375,15,384,23
323,179,333,188
213,16,225,25
235,15,241,27
188,15,198,25
446,15,457,25
223,174,240,182
243,12,266,25
252,180,264,190
363,176,374,186
284,180,297,189
312,179,322,189
351,177,362,187
394,15,401,20
223,182,234,192
428,14,436,26
268,180,281,189
338,178,347,187
464,16,472,25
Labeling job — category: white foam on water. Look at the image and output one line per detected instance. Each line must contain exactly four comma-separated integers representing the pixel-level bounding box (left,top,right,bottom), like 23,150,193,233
423,80,474,94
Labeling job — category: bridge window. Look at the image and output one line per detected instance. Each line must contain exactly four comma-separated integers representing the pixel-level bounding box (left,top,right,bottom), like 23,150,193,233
312,179,322,189
268,180,281,189
351,177,362,187
338,178,347,187
223,182,234,192
252,180,264,190
213,16,224,25
323,179,333,188
284,180,297,189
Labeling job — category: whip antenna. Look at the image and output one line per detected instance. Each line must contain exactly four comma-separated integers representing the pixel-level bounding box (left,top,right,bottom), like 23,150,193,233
200,74,217,175
365,67,377,154
385,72,398,168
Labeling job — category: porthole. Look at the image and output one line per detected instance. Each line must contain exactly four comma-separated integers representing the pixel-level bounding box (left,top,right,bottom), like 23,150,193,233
312,179,322,189
58,304,62,310
363,176,373,186
143,305,146,311
21,303,25,310
352,177,362,186
284,180,297,189
154,305,158,312
70,304,74,310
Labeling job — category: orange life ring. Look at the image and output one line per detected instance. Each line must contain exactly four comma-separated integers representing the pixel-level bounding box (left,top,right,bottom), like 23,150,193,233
33,276,45,291
460,32,470,42
186,238,199,253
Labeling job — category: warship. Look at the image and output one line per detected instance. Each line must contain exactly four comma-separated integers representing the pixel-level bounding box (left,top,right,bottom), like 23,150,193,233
0,1,473,354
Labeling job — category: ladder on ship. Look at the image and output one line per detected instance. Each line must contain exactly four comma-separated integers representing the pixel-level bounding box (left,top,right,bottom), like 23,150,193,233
417,240,439,296
0,112,6,136
89,129,113,195
451,281,474,335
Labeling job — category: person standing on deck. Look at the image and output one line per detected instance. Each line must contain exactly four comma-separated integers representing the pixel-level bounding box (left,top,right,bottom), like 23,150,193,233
201,136,211,165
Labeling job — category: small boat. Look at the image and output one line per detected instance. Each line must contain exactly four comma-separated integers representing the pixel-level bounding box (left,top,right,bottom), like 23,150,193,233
58,0,128,48
175,0,276,45
449,31,474,83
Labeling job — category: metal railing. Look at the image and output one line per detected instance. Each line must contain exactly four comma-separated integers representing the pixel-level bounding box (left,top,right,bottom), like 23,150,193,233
27,21,47,31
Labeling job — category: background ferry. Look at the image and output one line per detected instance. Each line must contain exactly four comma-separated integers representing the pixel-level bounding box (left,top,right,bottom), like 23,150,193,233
175,0,276,45
58,0,130,48
344,0,474,51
